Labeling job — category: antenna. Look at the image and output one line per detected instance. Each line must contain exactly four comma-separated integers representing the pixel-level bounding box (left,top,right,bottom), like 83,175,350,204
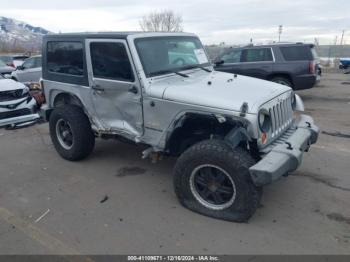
340,30,346,57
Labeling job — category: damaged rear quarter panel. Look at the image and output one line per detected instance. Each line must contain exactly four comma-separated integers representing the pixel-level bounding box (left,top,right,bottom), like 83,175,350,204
43,80,105,131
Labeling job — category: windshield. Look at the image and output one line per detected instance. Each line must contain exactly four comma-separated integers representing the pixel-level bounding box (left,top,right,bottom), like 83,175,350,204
135,36,210,77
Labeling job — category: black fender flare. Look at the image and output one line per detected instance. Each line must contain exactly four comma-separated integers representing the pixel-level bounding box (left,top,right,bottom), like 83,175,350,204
225,126,252,149
164,112,251,154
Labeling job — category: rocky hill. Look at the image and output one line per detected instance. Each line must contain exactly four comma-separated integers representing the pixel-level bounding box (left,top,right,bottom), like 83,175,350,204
0,16,50,52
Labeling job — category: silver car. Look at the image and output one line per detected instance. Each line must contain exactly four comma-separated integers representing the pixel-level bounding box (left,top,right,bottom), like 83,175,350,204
11,55,42,83
0,55,29,68
39,32,319,222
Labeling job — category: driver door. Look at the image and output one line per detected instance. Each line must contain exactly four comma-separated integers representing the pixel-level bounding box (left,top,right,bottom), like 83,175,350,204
85,39,143,136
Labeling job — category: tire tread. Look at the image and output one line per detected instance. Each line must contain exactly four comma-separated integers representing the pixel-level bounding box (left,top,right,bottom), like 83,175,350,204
174,139,261,222
49,105,95,161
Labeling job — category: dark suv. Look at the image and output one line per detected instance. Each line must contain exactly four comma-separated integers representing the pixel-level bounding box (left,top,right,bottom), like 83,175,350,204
214,43,321,90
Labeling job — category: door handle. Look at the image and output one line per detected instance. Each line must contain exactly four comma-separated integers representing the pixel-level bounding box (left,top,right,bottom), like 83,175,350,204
92,84,105,92
128,86,138,94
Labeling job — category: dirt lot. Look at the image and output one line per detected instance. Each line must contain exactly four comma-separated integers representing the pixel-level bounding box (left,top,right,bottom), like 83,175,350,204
0,73,349,255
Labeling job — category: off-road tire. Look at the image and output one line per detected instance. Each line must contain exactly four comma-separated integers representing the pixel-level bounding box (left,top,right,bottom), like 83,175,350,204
270,76,293,88
173,139,262,222
49,105,95,161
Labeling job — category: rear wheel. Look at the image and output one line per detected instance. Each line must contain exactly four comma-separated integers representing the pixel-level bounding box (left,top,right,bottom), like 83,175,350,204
49,105,95,161
173,139,262,222
271,76,292,88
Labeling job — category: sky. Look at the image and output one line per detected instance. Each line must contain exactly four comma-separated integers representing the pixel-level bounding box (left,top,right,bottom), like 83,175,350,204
0,0,349,45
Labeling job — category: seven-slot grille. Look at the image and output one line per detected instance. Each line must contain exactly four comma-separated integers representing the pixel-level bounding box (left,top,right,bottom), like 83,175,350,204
0,89,24,102
268,95,293,138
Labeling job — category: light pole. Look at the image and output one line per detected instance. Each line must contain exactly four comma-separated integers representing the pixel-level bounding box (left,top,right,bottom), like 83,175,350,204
278,25,283,42
340,30,346,57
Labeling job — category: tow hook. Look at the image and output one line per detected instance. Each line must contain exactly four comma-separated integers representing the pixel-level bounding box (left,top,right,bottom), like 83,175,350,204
305,121,311,128
285,142,293,150
283,172,290,177
302,140,311,152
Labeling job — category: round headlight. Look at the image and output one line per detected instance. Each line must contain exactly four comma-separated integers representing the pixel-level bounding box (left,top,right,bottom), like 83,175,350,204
258,109,271,132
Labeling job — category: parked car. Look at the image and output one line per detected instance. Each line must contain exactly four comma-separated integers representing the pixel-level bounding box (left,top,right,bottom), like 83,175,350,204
214,43,321,90
0,55,29,68
0,59,15,76
39,32,319,222
339,58,350,69
11,55,42,83
0,74,39,128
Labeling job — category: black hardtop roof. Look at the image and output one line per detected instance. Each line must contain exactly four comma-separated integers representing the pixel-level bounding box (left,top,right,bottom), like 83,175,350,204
43,31,193,40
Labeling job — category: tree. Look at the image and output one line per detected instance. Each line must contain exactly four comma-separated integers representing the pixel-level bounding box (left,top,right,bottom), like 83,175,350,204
139,10,183,32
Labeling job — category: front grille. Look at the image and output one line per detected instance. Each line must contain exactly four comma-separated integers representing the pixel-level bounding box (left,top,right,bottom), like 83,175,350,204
0,89,25,102
0,108,31,120
268,95,293,138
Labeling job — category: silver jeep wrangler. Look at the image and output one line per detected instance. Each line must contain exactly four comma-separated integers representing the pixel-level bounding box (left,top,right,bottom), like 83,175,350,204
40,32,319,222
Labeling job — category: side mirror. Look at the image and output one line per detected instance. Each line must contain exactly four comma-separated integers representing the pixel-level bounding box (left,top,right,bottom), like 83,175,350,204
16,65,24,70
214,59,224,66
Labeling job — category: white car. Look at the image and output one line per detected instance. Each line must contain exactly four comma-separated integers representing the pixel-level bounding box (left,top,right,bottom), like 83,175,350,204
11,55,42,83
0,74,39,128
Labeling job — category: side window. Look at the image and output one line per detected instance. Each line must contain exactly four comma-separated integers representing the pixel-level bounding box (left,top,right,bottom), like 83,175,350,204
280,46,313,61
90,42,134,82
47,42,84,76
22,58,35,69
220,49,242,63
241,48,273,62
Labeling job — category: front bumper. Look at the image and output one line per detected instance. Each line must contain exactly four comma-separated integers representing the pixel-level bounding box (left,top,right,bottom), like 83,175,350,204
249,114,319,186
0,97,40,128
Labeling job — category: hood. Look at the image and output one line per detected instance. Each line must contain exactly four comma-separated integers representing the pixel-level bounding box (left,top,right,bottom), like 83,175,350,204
148,70,291,114
0,79,26,91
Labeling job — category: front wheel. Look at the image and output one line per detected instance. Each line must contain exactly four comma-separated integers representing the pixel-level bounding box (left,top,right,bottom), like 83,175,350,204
49,105,95,161
173,139,262,222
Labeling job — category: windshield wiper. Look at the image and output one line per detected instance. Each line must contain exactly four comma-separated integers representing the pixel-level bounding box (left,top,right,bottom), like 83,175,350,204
182,65,212,73
149,69,189,78
173,71,190,77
